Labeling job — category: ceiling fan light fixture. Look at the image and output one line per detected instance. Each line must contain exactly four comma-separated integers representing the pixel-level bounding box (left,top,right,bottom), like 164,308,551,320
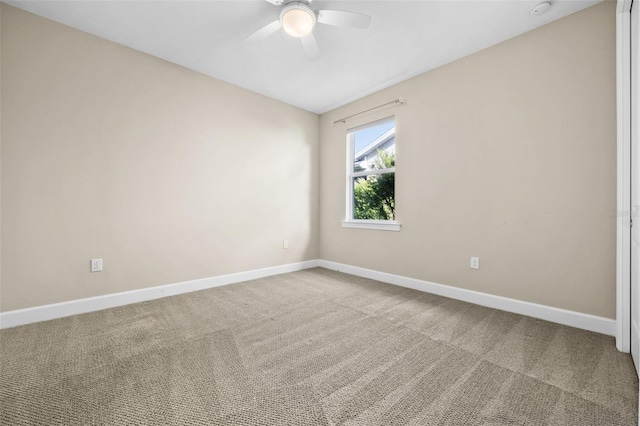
281,4,316,38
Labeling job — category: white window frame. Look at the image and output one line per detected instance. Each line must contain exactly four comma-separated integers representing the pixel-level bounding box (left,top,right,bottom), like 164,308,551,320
341,117,400,232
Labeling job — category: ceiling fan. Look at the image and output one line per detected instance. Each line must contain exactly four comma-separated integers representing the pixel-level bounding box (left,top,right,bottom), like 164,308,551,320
245,0,371,59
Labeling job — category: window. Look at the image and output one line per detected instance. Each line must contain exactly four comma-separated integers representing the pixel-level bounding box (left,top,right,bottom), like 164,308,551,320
342,117,400,231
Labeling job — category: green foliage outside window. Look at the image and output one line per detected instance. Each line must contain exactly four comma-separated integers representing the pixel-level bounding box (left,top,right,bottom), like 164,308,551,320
353,150,395,220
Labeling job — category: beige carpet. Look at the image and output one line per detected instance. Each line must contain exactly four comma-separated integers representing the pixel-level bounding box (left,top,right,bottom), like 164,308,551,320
0,268,637,425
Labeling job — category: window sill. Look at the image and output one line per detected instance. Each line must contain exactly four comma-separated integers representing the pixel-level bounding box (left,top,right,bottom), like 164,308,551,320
341,220,401,232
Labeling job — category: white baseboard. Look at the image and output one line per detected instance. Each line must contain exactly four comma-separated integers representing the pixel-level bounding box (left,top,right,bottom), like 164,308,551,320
632,319,639,375
317,260,617,337
0,260,319,330
1,259,617,337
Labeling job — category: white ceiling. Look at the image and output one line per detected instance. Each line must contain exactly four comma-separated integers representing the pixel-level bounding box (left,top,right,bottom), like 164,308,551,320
6,0,601,114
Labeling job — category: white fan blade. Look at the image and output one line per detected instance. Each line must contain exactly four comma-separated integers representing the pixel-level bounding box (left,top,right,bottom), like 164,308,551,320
300,33,320,60
245,20,282,43
264,0,285,5
317,10,371,29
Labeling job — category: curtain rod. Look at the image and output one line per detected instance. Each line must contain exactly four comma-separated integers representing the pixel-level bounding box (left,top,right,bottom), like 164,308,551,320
331,97,404,126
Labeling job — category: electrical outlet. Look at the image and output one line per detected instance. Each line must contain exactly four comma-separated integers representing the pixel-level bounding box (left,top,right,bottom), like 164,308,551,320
91,258,103,272
470,257,480,270
283,240,289,249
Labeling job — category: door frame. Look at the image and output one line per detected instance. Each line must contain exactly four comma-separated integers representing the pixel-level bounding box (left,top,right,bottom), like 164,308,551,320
616,0,632,353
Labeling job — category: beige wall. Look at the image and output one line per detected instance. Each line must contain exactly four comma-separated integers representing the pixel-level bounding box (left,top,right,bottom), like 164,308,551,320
0,5,319,312
319,2,617,318
1,2,618,319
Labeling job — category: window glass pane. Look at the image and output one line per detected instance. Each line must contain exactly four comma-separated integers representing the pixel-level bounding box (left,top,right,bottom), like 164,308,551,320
353,173,395,220
352,121,395,173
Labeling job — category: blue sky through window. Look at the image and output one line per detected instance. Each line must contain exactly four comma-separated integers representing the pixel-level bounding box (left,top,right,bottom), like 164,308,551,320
354,121,394,153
